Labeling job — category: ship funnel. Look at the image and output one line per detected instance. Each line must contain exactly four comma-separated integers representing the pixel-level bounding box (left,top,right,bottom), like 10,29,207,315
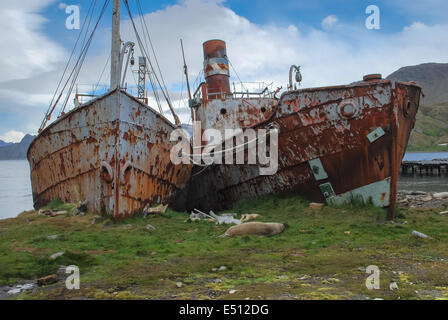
203,40,231,100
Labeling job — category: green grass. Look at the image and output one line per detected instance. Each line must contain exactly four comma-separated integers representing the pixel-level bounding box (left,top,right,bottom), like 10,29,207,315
1,194,448,300
41,198,78,214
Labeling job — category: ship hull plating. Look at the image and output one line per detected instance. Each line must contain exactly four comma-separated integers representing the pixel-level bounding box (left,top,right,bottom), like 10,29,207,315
28,89,191,219
185,80,421,218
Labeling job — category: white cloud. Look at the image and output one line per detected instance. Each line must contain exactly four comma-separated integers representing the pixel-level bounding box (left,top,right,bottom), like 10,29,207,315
1,0,448,130
0,1,66,84
0,130,25,143
115,1,447,91
58,2,68,10
321,15,338,29
404,21,426,31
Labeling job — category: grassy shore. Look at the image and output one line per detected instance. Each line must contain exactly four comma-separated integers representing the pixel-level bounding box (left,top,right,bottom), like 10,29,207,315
1,195,448,300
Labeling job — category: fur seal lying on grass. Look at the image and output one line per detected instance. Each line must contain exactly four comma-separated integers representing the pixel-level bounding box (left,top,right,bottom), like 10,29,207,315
220,222,285,237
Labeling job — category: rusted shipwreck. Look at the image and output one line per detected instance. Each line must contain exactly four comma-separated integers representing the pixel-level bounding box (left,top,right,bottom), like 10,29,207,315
182,40,422,218
28,0,421,220
27,0,191,219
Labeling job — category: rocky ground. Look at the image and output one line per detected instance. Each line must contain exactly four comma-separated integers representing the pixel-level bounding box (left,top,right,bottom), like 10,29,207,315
397,191,448,210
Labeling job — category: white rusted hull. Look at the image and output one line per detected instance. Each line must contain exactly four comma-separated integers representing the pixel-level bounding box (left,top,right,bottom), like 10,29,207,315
27,89,191,219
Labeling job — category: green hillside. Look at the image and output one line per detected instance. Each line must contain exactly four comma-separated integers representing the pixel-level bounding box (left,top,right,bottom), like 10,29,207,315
407,101,448,151
386,63,448,152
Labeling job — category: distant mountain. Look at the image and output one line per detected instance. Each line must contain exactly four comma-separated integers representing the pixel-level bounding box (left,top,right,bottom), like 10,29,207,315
386,62,448,105
0,134,35,160
0,140,13,147
386,62,448,151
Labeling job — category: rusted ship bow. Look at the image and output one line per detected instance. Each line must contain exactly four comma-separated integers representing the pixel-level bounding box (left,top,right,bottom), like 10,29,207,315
184,40,421,218
28,90,190,218
28,0,191,219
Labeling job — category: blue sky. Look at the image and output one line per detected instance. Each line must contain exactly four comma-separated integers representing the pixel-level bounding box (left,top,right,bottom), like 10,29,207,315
43,0,448,40
0,0,447,142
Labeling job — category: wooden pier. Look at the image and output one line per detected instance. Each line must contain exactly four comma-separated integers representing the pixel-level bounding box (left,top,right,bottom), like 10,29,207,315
401,159,448,175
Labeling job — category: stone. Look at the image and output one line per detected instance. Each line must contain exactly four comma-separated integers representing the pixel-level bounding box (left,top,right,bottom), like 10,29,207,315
47,234,59,240
176,282,183,288
7,282,35,295
50,251,65,260
389,282,399,290
229,289,237,294
91,215,101,224
411,230,431,239
145,224,156,231
20,283,35,291
7,288,21,295
434,192,448,200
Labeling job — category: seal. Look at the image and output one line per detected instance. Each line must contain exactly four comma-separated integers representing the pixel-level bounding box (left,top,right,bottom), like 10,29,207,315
220,222,285,237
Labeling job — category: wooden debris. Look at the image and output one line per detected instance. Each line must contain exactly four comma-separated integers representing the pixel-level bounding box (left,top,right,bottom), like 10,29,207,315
241,214,260,222
37,274,58,286
143,204,168,217
309,202,325,209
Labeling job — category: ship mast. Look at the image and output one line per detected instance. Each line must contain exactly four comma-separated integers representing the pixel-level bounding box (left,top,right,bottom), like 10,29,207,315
110,0,121,90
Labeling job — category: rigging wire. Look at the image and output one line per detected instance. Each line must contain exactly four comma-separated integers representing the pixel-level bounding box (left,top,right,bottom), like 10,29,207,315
226,55,247,93
40,0,97,131
39,0,110,132
124,0,180,125
149,72,164,114
135,0,173,108
60,0,109,115
177,67,187,124
134,0,163,114
93,52,111,95
59,0,98,116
